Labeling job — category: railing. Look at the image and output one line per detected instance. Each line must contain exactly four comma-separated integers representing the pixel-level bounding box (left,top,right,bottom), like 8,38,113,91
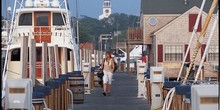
11,26,73,44
127,27,143,44
1,20,10,49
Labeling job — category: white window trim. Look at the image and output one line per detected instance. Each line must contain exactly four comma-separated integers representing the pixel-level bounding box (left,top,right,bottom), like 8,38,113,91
207,45,219,62
163,44,184,62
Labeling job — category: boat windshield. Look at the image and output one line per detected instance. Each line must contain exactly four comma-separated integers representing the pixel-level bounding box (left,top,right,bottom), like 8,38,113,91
53,13,66,26
19,13,32,26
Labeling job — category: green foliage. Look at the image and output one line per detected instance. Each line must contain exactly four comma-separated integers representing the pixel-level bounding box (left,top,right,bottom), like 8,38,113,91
77,13,139,43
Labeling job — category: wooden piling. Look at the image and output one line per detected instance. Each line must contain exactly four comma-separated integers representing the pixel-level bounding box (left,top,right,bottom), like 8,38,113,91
83,48,86,62
48,89,55,110
54,45,60,78
42,42,48,85
86,48,89,63
80,49,82,71
89,49,92,66
62,47,68,74
70,49,75,72
29,39,36,85
126,43,130,73
89,49,94,89
21,36,28,78
94,50,97,66
98,50,100,64
117,58,121,72
48,47,55,79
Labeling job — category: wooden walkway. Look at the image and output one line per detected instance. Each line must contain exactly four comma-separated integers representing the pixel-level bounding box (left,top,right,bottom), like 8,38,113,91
73,72,151,110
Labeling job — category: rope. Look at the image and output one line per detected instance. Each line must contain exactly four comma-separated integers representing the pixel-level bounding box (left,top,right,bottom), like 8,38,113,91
182,0,218,84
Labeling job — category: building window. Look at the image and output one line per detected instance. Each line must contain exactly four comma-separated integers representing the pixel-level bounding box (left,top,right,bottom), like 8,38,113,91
189,14,202,32
53,13,65,25
165,45,183,61
208,45,218,61
19,13,32,26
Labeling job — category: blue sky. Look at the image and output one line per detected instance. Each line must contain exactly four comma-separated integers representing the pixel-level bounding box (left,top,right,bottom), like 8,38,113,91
2,0,141,19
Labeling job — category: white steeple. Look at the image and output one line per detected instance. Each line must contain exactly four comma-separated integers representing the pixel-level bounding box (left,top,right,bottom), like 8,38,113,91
99,0,112,20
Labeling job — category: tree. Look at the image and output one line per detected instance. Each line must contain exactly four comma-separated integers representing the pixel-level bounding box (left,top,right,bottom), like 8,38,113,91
77,13,139,44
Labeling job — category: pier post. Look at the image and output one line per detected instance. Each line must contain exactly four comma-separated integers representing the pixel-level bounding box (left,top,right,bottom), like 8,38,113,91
21,36,29,78
94,50,97,66
97,50,100,64
86,48,89,63
42,42,48,85
62,47,68,74
54,45,61,78
80,49,82,71
70,49,75,72
48,47,55,79
83,48,86,62
29,39,36,85
126,43,130,73
89,49,92,66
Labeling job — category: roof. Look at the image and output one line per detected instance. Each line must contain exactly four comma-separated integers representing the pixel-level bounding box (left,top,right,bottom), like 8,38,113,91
141,0,218,14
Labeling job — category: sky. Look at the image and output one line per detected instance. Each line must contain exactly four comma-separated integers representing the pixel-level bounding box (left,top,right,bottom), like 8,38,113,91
1,0,141,19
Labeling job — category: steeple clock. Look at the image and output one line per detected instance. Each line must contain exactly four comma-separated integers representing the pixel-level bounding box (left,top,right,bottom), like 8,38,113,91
99,0,112,20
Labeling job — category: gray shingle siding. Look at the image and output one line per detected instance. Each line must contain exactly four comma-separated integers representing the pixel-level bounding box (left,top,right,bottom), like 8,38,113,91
141,0,218,14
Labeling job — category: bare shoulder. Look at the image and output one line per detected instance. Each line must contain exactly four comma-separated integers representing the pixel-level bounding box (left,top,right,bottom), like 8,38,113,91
111,58,115,64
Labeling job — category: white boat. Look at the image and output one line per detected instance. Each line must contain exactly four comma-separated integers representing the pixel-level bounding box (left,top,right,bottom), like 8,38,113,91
2,0,79,78
2,0,80,100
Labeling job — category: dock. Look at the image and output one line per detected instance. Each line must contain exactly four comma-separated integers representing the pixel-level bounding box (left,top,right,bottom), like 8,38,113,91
73,72,151,110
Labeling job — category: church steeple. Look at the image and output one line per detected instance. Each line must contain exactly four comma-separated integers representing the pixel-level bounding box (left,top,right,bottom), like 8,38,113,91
99,0,112,20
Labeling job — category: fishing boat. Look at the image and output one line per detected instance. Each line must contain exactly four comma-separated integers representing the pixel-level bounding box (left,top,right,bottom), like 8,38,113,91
2,0,80,109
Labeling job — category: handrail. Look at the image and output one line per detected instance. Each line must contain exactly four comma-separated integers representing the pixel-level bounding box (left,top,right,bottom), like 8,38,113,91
13,26,72,36
67,89,73,110
162,87,175,110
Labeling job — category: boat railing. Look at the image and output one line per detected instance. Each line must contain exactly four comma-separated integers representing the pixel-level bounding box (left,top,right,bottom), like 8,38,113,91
14,26,70,36
11,26,73,44
1,20,10,49
27,62,61,69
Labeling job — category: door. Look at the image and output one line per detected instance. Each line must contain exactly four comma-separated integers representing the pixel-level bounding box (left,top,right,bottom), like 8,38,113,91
34,12,51,43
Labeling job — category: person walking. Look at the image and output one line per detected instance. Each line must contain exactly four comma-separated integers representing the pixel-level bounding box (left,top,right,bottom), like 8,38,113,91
101,51,115,96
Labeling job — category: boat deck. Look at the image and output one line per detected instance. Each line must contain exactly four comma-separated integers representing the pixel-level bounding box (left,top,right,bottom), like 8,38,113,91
73,72,151,110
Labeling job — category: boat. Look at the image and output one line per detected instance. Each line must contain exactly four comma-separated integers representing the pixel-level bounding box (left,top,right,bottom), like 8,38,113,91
2,0,80,109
